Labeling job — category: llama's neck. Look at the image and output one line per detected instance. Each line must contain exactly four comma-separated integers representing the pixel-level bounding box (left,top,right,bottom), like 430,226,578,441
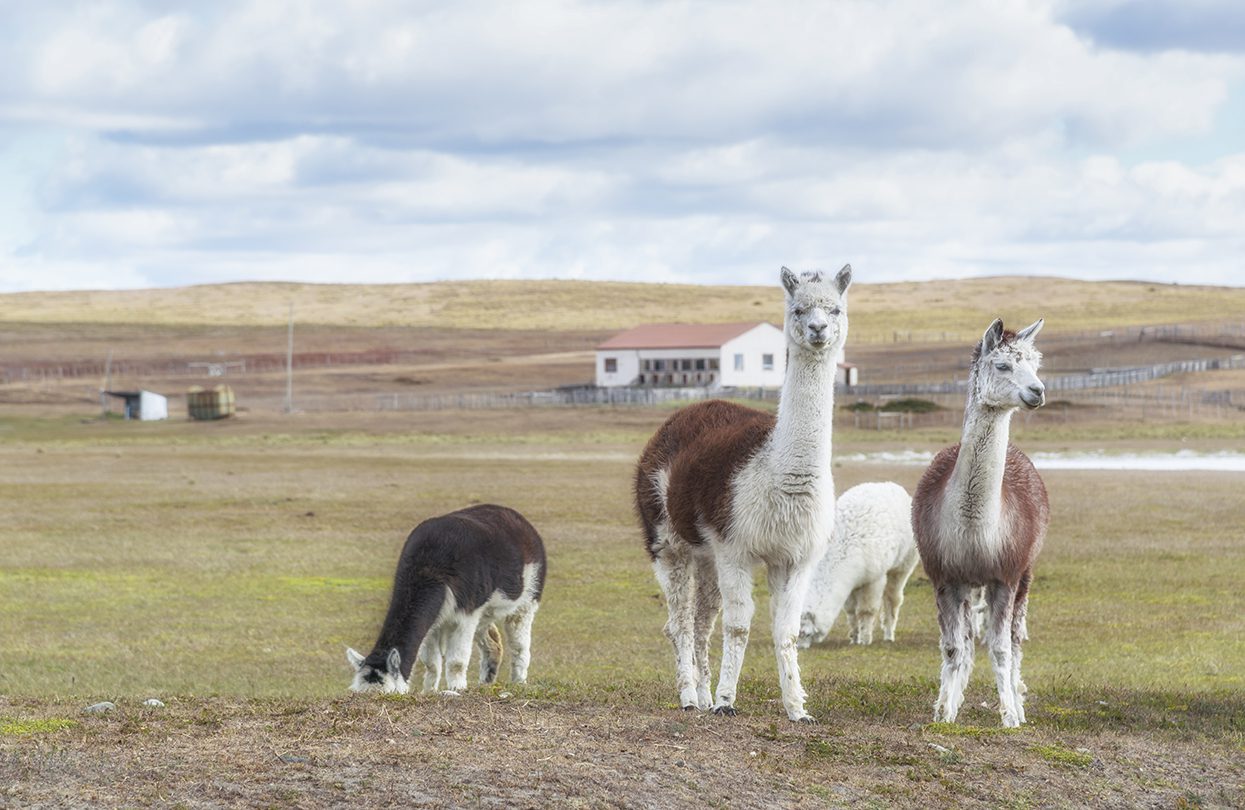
767,345,838,492
946,386,1014,531
373,582,444,678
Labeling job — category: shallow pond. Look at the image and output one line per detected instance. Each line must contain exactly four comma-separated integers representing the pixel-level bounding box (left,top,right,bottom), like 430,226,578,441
841,449,1245,472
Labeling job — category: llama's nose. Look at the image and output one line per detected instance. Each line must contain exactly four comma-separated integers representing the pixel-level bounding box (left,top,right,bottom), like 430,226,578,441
808,320,828,341
1028,383,1045,398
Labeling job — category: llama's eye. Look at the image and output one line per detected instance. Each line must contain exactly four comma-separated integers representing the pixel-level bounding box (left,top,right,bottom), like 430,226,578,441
829,306,841,316
792,307,805,317
995,362,1012,372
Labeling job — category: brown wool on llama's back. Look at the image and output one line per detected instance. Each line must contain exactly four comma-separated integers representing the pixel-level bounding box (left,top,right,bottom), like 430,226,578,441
634,399,774,559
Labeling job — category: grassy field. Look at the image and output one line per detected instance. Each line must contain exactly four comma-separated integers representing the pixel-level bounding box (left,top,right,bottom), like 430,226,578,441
1,408,1243,806
5,276,1245,342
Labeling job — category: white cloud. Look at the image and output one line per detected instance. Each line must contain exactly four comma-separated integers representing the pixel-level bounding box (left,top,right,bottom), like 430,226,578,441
0,0,1242,291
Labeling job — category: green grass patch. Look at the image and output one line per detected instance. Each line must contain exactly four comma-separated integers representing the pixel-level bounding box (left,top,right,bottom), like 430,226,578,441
1029,743,1093,768
924,722,1014,737
0,718,77,736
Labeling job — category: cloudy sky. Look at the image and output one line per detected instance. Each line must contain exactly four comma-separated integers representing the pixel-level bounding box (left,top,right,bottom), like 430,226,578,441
1,0,1242,292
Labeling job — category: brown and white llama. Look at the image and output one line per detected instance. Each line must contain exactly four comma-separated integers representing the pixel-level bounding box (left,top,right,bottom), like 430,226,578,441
912,318,1050,727
635,265,851,722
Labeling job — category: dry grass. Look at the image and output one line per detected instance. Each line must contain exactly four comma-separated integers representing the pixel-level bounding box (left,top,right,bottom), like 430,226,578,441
2,695,1241,808
4,276,1245,342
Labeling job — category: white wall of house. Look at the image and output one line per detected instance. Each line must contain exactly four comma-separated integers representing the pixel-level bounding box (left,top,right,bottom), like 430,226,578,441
717,324,786,388
595,349,641,387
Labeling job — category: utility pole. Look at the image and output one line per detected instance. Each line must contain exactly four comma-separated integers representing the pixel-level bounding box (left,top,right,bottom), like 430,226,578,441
100,349,113,417
284,302,294,413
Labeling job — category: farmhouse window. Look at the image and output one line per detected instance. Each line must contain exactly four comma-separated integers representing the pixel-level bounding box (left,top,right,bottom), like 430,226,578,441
734,354,744,371
695,359,706,371
654,359,666,371
643,359,651,371
637,374,645,384
762,353,774,371
604,357,618,373
709,358,719,370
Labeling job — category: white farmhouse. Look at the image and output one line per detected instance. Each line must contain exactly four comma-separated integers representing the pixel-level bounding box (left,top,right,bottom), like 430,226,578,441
595,322,854,389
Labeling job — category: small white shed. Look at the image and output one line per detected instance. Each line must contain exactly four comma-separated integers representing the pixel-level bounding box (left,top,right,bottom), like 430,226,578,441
104,390,169,421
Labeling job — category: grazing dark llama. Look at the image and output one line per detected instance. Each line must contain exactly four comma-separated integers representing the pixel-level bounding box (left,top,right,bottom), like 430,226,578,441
912,318,1049,727
347,503,546,694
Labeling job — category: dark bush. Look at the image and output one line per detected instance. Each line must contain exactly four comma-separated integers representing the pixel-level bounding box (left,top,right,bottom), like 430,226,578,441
879,398,942,413
843,401,875,412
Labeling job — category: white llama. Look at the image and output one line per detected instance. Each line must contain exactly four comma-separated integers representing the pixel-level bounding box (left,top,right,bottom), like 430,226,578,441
798,482,919,648
635,265,851,722
913,318,1050,727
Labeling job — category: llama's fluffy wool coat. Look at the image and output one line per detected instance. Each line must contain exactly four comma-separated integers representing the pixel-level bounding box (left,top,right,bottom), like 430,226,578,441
800,482,918,645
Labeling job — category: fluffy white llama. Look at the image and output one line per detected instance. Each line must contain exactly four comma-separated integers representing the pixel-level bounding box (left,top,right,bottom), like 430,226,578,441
635,265,852,722
798,482,919,648
913,318,1050,728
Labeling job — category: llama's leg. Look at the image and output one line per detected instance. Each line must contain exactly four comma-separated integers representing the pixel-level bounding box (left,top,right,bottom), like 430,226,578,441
442,612,481,694
984,580,1021,727
969,586,988,641
712,555,755,716
844,590,860,643
881,553,918,642
852,577,885,646
1011,570,1033,724
767,560,817,723
692,553,720,710
933,583,974,723
503,602,538,684
418,627,445,693
653,547,700,710
474,621,503,685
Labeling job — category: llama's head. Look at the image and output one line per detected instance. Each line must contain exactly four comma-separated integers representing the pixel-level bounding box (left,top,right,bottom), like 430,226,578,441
780,264,852,354
971,318,1045,411
346,646,410,694
797,610,827,648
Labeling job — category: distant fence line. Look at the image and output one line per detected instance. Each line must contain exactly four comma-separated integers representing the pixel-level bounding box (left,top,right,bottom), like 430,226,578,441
271,355,1244,414
865,320,1245,347
836,353,1245,398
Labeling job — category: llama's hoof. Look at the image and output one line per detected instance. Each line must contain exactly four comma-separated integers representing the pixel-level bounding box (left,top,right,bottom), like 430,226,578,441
793,713,817,724
680,704,697,712
711,704,738,717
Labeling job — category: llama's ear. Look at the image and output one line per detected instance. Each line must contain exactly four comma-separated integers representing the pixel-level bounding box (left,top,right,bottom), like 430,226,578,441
346,647,365,671
981,318,1005,355
834,264,852,295
385,647,402,676
780,266,799,296
1016,318,1044,343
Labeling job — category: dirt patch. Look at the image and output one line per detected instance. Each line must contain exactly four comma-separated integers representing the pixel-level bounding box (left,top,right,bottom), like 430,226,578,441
1,697,1240,808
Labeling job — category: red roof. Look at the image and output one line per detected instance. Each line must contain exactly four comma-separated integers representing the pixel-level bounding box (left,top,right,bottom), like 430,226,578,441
597,322,773,350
